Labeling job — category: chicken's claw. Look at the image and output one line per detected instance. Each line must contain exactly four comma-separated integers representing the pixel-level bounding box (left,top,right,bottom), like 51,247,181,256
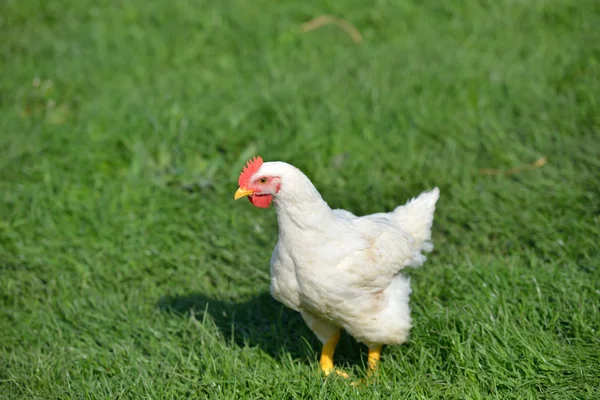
350,345,382,386
320,362,350,379
334,369,350,379
319,331,350,379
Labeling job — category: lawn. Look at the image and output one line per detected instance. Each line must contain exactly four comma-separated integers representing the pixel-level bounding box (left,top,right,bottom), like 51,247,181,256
1,0,599,398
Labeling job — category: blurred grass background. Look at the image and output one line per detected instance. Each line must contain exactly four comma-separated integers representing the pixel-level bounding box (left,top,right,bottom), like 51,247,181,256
1,0,599,398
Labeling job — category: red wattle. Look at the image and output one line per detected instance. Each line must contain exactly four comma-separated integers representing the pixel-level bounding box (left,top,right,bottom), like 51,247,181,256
249,195,273,208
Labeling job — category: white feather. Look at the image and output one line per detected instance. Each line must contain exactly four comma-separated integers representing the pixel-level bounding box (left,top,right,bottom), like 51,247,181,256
258,161,440,346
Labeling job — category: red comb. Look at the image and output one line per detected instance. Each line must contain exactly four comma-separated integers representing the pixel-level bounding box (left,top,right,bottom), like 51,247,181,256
238,156,263,188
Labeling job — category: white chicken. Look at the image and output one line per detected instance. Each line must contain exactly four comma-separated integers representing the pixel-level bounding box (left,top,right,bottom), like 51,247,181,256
234,156,440,379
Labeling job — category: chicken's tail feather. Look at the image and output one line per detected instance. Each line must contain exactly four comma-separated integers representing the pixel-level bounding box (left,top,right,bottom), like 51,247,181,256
393,187,440,253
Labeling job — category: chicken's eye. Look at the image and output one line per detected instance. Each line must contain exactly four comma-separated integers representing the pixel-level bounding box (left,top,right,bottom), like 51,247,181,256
259,177,268,184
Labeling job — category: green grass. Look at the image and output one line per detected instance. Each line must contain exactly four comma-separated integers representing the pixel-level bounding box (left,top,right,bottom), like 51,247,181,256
1,0,599,398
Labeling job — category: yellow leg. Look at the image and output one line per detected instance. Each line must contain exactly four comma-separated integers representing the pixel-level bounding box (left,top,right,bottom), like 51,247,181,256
319,331,349,378
367,345,382,376
350,345,382,387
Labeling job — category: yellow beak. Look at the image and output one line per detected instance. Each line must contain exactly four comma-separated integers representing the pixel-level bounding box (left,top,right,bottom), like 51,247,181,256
234,187,254,200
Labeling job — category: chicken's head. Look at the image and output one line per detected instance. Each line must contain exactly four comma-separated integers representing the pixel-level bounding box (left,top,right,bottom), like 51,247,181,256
234,156,280,208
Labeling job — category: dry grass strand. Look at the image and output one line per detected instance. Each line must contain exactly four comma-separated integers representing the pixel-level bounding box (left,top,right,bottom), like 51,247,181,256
480,157,548,176
301,15,363,44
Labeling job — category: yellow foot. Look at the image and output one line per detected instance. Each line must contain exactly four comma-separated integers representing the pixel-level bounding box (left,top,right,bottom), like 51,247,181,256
320,360,350,379
351,379,365,387
350,375,376,387
351,344,382,386
319,331,350,379
334,369,350,379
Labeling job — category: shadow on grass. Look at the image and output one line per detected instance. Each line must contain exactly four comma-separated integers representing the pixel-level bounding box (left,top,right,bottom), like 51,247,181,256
157,292,364,367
